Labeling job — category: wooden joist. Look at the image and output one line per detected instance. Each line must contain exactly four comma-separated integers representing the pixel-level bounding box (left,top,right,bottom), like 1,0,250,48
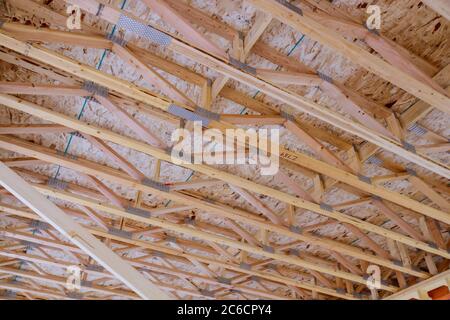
0,135,437,277
0,93,448,230
5,2,447,178
0,161,169,299
248,0,450,115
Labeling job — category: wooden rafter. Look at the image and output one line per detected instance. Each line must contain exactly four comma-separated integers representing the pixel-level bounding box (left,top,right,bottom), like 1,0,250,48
0,0,447,301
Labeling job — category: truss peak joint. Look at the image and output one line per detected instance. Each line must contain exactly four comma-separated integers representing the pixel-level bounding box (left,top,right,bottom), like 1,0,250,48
116,15,172,46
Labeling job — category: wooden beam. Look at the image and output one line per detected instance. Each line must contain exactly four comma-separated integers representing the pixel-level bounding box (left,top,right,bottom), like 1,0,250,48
0,96,448,260
0,266,138,299
0,222,351,300
384,270,450,300
82,134,145,181
0,124,73,134
94,95,165,148
211,11,272,98
2,157,47,167
111,44,195,107
0,161,169,299
372,199,425,242
0,40,448,225
0,136,434,277
2,25,448,179
248,0,450,115
230,185,283,225
140,0,226,59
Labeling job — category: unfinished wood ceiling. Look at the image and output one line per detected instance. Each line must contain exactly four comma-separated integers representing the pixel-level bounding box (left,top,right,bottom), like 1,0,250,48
0,0,448,300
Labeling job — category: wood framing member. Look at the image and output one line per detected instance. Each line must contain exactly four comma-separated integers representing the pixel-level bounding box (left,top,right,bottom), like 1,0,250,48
0,266,139,299
258,70,395,139
0,82,446,278
0,161,169,299
0,249,289,300
6,185,397,291
384,269,450,300
0,36,446,230
0,1,448,299
0,93,447,230
357,65,450,181
248,0,450,115
296,2,441,93
10,2,447,178
211,11,272,98
111,44,196,107
140,0,227,60
0,136,435,277
0,203,360,300
2,132,442,276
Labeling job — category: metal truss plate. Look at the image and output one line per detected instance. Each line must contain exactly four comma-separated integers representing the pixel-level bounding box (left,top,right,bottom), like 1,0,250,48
116,14,172,46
